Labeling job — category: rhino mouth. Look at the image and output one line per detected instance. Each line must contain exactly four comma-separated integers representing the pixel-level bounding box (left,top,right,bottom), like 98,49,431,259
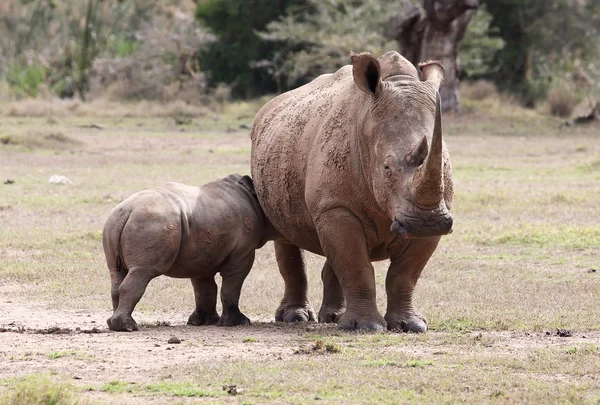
390,211,453,239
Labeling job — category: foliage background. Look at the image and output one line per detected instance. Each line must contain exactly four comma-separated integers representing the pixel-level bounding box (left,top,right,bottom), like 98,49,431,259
0,0,598,110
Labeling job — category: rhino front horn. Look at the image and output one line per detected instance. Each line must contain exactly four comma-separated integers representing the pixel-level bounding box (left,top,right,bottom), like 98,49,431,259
411,92,444,207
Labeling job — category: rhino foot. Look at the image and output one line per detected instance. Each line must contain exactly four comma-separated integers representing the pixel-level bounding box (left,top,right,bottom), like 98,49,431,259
275,304,316,323
318,307,346,323
386,314,428,333
107,314,139,332
337,312,385,331
217,310,251,327
187,310,220,326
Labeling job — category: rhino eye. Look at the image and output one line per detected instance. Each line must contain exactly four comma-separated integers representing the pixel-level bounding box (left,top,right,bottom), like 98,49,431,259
383,163,390,170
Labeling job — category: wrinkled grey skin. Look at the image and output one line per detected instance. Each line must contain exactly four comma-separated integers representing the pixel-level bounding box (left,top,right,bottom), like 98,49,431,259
251,51,453,332
102,174,278,331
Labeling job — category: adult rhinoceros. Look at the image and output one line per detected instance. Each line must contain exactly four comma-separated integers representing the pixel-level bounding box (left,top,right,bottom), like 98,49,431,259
250,51,453,332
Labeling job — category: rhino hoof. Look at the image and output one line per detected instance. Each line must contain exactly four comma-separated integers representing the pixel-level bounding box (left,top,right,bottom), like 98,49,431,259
187,310,220,326
388,318,428,333
276,305,316,323
338,313,385,331
317,308,346,323
107,315,139,332
217,311,251,327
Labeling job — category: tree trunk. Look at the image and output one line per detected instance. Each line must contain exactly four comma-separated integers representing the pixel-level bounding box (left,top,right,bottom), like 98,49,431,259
391,0,479,112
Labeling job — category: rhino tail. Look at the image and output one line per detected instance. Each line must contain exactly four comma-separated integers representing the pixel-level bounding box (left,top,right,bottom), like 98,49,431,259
102,208,130,277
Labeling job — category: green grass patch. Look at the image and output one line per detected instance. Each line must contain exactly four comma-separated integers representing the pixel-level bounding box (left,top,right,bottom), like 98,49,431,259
47,350,74,360
144,382,218,397
242,336,259,343
99,380,220,398
0,374,80,405
480,224,600,249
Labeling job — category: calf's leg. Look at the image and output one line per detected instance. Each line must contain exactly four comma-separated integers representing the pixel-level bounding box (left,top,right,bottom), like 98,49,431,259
217,252,254,326
187,276,220,325
107,266,160,331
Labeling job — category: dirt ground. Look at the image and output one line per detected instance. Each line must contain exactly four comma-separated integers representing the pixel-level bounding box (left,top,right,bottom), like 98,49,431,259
1,103,599,404
2,282,600,404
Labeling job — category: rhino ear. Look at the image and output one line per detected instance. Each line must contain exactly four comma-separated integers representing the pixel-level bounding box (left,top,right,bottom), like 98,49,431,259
351,52,382,96
418,60,445,90
238,175,257,197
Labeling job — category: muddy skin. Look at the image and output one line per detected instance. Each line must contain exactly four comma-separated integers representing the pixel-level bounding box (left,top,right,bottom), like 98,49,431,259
102,174,278,332
251,51,454,332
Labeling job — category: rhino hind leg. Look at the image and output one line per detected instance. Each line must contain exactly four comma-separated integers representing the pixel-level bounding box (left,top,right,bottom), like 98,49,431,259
273,242,316,323
107,266,160,332
109,259,128,311
217,252,254,326
187,276,220,326
318,260,346,323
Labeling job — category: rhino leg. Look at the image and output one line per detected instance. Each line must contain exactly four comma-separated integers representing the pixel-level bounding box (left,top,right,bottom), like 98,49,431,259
107,266,159,332
109,265,128,311
385,238,441,333
187,276,220,326
217,252,253,327
316,209,385,331
273,241,316,323
318,260,346,323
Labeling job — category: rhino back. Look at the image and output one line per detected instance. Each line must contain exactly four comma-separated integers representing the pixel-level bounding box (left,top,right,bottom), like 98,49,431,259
159,180,264,276
251,66,364,250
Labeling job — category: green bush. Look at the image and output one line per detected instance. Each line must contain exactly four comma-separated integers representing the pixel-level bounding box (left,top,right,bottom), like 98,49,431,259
6,65,46,98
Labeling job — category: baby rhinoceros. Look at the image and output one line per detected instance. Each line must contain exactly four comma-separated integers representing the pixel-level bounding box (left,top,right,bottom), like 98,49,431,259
102,174,277,332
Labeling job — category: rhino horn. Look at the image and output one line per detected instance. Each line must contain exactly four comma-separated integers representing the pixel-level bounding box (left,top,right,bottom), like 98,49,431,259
412,93,444,207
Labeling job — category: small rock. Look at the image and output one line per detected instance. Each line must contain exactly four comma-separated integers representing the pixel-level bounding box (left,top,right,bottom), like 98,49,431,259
4,179,15,185
545,331,551,336
239,124,251,129
49,175,72,185
556,328,573,337
73,376,82,380
167,336,181,344
223,385,239,395
166,347,172,350
588,268,597,273
154,344,160,347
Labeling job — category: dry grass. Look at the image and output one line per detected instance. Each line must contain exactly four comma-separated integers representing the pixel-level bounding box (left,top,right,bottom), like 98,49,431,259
0,99,209,119
1,99,600,403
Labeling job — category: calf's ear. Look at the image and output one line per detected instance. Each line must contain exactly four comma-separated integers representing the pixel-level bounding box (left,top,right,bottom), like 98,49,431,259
351,52,382,96
238,175,257,197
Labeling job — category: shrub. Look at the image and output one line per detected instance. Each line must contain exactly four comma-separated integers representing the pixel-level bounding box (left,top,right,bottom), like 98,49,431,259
548,82,577,117
461,80,498,101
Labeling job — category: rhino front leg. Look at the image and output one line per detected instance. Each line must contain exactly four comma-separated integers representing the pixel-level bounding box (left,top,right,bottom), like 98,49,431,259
316,209,384,331
385,238,441,333
107,266,159,332
217,252,253,326
274,241,316,323
187,276,220,326
318,260,346,323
